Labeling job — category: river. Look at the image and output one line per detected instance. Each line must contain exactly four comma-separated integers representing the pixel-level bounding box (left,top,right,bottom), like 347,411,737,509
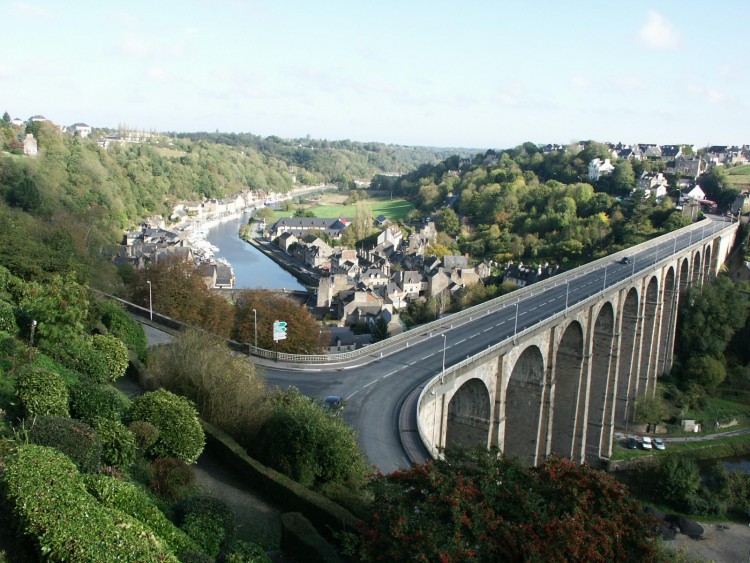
203,215,304,290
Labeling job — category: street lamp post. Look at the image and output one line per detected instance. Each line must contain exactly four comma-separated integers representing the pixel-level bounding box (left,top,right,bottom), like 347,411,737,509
29,319,37,347
146,280,153,321
252,308,258,349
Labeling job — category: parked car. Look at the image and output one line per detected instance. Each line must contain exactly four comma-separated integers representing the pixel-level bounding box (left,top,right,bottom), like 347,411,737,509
653,437,665,451
619,256,632,265
641,436,653,450
628,437,638,450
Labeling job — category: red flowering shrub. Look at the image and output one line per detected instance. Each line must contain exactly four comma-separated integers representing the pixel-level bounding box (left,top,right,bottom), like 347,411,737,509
351,449,661,562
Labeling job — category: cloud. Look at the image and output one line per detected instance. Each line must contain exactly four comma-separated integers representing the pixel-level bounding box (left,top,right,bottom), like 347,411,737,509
707,89,727,104
571,76,590,89
146,67,172,81
612,75,646,90
638,11,680,49
119,32,152,58
11,2,52,19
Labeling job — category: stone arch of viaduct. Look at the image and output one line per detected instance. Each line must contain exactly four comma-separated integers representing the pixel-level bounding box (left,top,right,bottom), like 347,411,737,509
418,231,732,466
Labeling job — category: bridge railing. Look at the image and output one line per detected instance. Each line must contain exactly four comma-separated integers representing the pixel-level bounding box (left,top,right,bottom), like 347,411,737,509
416,217,738,459
246,217,736,365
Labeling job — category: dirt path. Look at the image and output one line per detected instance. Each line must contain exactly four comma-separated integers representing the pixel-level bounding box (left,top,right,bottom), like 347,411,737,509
664,522,750,562
116,376,286,555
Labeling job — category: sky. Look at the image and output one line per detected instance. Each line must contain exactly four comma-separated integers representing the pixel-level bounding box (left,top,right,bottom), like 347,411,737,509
2,1,748,149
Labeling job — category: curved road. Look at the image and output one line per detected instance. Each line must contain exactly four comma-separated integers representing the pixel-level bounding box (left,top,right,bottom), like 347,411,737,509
259,217,733,474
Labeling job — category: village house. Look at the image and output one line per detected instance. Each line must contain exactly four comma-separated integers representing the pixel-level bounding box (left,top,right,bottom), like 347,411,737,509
270,217,350,239
636,172,669,200
503,261,560,288
67,123,92,138
22,133,37,157
588,158,615,182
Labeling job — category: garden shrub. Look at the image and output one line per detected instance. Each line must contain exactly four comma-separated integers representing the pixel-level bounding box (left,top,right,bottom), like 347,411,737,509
129,420,160,450
14,364,69,417
0,301,17,334
28,415,102,473
259,388,369,489
84,473,200,554
149,457,195,501
0,332,20,373
92,333,129,382
98,300,148,362
177,494,236,558
224,541,272,563
94,418,137,468
69,379,131,423
30,351,80,386
39,335,109,383
1,445,177,562
127,389,205,463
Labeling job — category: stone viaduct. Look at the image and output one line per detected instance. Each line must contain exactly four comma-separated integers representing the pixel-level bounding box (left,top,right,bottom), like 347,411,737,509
417,221,739,466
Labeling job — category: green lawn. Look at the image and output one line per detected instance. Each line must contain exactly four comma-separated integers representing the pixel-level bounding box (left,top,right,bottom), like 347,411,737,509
726,164,750,176
272,197,414,222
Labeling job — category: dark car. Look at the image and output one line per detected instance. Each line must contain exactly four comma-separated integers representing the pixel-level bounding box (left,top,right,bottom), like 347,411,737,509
322,395,344,415
619,256,632,265
628,437,638,450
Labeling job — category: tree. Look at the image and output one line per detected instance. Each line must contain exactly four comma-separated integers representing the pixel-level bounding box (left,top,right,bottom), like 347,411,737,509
657,456,701,511
435,206,460,236
633,394,670,426
684,355,727,394
371,317,390,342
131,255,234,338
233,289,326,354
611,160,636,195
350,449,660,562
6,176,42,212
1,111,10,124
258,388,369,489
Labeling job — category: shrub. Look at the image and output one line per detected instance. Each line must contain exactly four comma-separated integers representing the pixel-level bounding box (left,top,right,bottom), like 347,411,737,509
94,418,137,469
0,300,17,334
14,364,69,417
1,445,176,562
69,379,131,423
127,389,205,464
259,388,369,489
92,333,129,382
28,415,102,473
225,541,272,563
84,473,200,554
39,335,109,383
149,457,194,501
177,495,236,558
129,420,160,450
98,300,148,363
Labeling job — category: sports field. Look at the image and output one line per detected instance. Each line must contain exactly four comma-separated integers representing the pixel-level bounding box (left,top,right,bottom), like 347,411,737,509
272,195,414,222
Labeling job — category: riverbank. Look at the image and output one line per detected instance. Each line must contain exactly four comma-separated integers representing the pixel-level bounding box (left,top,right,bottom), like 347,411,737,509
242,232,319,289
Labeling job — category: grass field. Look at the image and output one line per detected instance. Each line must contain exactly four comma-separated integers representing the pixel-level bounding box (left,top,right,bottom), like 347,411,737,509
272,196,414,222
726,165,750,176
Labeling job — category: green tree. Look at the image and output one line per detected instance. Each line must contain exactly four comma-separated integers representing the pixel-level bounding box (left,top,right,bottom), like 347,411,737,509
258,388,369,489
633,394,670,426
371,316,391,342
657,456,701,511
684,355,727,394
434,206,460,236
611,160,636,195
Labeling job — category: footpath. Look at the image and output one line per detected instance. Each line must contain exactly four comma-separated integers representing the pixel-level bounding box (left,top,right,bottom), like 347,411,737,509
114,375,289,560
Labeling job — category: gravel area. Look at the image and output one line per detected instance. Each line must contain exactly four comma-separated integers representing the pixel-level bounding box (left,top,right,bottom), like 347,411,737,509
664,521,750,562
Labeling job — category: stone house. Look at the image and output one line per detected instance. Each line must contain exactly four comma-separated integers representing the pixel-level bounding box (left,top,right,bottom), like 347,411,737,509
23,133,37,157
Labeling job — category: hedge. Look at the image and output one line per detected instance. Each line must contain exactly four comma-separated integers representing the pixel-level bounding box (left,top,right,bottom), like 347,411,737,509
94,418,137,468
178,495,236,558
127,389,205,464
28,415,102,473
84,473,200,555
1,445,178,562
98,300,148,363
14,364,69,418
69,379,131,424
201,421,361,543
91,334,129,382
39,335,109,383
280,512,342,563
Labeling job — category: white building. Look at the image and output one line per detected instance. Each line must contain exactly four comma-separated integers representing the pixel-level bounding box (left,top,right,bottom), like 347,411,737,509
588,158,615,182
